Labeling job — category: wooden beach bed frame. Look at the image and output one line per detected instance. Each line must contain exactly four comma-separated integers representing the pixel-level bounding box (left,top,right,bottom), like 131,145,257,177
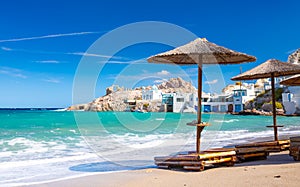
154,148,236,171
235,140,290,161
289,137,300,161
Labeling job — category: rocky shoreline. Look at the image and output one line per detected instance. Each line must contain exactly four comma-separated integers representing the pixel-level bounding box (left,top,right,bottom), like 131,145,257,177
232,109,284,116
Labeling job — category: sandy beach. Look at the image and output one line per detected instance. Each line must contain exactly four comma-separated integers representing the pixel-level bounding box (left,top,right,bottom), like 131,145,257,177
28,151,300,187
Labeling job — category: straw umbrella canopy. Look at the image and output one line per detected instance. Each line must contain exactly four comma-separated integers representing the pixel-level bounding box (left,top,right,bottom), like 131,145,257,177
280,74,300,86
232,59,300,141
148,38,256,153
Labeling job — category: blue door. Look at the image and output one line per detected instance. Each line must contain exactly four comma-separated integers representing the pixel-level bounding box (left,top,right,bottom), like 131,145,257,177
235,104,242,112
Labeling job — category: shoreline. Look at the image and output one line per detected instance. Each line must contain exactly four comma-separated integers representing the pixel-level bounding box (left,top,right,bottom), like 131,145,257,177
26,151,300,187
2,108,299,117
2,111,299,186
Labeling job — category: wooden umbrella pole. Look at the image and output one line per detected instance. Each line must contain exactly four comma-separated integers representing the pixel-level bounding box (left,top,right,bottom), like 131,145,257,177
271,73,278,141
196,63,203,153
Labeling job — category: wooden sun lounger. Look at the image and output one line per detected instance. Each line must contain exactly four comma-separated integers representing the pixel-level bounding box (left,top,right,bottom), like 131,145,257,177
154,148,236,171
235,140,290,161
289,137,300,161
236,140,290,151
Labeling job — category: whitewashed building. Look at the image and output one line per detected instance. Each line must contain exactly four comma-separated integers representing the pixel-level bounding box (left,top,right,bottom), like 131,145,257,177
281,49,300,115
232,84,256,112
282,87,300,115
264,77,285,90
162,92,198,113
202,94,233,113
142,85,162,101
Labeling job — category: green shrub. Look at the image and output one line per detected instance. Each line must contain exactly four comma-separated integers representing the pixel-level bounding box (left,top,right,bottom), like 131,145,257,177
275,88,283,101
267,101,283,109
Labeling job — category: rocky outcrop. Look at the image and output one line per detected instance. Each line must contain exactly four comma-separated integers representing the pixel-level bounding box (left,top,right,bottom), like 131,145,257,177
86,89,141,112
67,104,89,111
105,86,114,95
288,49,300,64
261,103,273,112
237,109,271,115
236,108,284,116
157,77,196,93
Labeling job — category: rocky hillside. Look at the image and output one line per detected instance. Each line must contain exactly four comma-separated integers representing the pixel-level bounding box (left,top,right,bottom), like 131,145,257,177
288,48,300,64
67,77,197,112
157,77,196,93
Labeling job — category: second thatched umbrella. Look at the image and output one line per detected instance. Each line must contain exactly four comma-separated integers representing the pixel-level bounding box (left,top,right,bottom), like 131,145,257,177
232,59,300,141
148,38,256,153
280,74,300,86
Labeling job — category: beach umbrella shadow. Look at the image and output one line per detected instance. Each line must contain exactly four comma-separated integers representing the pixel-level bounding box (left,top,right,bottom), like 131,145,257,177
235,152,295,167
69,160,155,173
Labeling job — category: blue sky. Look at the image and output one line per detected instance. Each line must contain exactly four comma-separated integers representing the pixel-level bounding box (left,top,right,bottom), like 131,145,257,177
0,0,300,107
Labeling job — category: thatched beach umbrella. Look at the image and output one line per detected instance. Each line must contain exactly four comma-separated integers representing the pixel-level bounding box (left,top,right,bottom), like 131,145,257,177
232,59,300,141
148,38,256,153
280,74,300,86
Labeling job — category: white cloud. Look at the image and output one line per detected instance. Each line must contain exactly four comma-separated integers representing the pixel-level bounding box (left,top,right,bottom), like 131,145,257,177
0,45,130,62
0,67,27,78
68,52,129,61
97,58,148,64
130,59,147,64
154,79,167,83
69,52,111,58
205,79,218,85
97,60,148,65
0,31,97,43
157,70,170,76
43,78,61,83
1,46,12,51
35,60,60,64
98,60,131,64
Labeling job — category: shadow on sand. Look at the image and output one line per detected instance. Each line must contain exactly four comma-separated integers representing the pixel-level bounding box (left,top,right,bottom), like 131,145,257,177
236,152,296,167
69,152,297,173
69,160,155,173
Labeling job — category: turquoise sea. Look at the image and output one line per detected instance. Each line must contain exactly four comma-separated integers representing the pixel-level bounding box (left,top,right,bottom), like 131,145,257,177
0,110,300,186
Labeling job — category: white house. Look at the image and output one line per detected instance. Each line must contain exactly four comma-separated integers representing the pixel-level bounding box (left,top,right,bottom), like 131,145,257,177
142,85,162,101
202,94,233,113
282,87,300,115
162,92,198,113
281,49,300,115
232,84,256,112
264,77,285,90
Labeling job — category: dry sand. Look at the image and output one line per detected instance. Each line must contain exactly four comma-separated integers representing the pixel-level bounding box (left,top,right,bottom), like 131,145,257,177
29,151,300,187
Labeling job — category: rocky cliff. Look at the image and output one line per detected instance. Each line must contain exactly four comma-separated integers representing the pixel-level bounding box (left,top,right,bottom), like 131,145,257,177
157,77,196,93
288,48,300,64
